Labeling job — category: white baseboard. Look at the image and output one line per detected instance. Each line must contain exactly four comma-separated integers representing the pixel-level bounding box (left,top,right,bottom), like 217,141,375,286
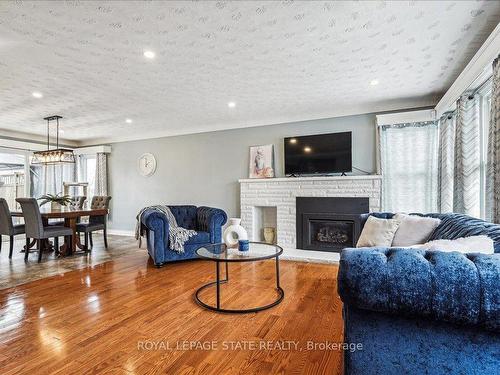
280,248,340,264
250,247,340,264
107,229,135,237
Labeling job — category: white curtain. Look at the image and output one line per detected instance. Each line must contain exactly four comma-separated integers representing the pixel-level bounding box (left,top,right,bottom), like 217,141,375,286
95,153,108,196
380,121,438,213
76,154,86,183
453,94,481,218
30,163,75,198
486,56,500,223
437,113,456,213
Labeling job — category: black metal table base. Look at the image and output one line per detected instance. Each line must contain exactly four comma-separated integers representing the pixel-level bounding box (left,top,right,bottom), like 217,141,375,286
195,256,284,314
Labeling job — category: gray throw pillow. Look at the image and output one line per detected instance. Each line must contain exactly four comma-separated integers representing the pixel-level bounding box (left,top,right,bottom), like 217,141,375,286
356,216,401,248
391,213,441,247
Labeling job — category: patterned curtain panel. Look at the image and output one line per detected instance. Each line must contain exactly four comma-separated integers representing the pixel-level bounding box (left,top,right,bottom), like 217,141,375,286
95,153,108,196
486,56,500,223
453,94,481,218
380,121,438,213
437,113,456,213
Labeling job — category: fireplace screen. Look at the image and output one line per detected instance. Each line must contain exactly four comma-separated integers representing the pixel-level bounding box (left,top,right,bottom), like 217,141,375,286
308,219,355,250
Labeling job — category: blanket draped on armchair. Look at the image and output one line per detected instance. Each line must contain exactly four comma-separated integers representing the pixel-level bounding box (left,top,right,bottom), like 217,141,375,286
136,205,197,253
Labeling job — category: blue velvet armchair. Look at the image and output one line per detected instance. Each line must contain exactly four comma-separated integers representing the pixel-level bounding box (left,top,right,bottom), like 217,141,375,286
338,213,500,375
140,205,227,267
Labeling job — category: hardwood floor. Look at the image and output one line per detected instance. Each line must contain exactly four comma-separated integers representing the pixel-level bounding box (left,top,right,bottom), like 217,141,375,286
0,235,145,290
0,243,343,375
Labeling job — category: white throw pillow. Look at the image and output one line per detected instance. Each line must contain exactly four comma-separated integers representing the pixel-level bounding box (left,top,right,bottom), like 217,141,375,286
421,235,494,254
391,213,441,247
356,216,401,248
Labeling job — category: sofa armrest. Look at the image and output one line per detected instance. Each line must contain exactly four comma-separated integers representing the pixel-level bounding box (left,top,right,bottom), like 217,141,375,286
196,207,228,243
338,247,500,332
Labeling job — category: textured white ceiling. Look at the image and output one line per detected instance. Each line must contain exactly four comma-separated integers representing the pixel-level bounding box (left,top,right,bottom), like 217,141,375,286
0,1,499,145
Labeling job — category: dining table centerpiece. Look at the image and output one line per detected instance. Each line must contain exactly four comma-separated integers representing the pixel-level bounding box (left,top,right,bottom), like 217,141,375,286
38,193,72,210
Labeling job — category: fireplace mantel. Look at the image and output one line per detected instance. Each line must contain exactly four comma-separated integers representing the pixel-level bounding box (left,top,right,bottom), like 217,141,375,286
239,175,382,262
238,175,382,183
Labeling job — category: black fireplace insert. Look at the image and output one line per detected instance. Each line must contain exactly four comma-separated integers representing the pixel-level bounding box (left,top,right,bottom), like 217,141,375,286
296,197,369,253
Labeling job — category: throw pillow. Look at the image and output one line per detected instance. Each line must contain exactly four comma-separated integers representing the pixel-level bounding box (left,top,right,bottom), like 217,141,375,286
422,235,494,254
356,216,401,248
391,213,441,247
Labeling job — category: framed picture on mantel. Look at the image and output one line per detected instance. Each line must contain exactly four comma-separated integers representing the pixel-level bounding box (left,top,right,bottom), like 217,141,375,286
249,144,275,179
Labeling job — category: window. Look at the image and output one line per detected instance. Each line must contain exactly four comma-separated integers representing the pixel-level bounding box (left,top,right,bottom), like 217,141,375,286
80,155,96,199
380,121,439,213
0,150,29,212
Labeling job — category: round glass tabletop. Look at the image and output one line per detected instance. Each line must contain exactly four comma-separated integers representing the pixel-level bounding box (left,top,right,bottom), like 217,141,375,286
196,242,283,262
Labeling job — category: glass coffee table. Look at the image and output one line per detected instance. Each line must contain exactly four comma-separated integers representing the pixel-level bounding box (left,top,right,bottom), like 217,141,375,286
195,242,284,313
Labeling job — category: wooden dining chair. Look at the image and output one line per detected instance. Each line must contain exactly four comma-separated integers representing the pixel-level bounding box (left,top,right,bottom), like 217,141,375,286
16,198,73,262
0,198,26,258
76,196,111,250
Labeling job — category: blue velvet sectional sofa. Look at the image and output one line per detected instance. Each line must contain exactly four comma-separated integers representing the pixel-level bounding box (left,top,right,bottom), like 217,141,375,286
140,205,227,267
338,213,500,375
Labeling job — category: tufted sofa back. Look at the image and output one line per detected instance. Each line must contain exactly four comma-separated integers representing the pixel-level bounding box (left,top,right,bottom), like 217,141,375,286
360,212,500,253
427,213,500,253
168,205,198,230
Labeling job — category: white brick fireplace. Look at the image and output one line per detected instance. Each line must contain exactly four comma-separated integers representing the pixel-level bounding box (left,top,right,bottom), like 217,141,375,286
239,175,382,262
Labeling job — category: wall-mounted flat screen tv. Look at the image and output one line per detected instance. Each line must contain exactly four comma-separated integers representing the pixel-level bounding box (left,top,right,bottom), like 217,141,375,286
284,132,352,175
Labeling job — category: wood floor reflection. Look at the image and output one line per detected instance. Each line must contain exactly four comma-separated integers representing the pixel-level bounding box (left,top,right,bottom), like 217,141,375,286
0,244,343,375
0,235,145,290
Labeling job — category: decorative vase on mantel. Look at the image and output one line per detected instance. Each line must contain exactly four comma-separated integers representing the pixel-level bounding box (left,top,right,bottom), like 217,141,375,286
223,218,248,248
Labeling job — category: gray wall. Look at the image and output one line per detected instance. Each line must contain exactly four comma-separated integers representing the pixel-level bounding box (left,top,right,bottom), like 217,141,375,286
108,114,377,231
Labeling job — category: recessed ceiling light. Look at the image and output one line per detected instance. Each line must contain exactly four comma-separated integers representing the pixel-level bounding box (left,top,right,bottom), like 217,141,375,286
289,138,297,144
370,79,379,86
32,91,43,98
304,146,312,153
228,101,236,108
143,50,155,59
125,118,133,124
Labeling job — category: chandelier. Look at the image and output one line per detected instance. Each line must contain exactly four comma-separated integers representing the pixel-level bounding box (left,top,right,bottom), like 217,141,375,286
31,115,75,165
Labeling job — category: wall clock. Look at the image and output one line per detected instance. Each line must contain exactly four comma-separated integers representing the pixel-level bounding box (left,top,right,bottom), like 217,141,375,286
138,153,157,177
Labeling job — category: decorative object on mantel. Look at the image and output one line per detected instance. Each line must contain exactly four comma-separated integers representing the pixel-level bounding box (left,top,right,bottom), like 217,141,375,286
37,193,72,210
138,153,157,177
223,218,248,248
263,227,275,244
249,144,275,178
31,115,75,165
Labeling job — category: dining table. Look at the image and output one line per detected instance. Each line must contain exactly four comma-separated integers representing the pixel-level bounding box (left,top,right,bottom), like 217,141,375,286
11,205,109,256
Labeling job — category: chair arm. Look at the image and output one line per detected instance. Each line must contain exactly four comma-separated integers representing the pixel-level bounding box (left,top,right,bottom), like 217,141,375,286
141,210,170,234
196,207,228,243
140,210,171,265
338,247,500,332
